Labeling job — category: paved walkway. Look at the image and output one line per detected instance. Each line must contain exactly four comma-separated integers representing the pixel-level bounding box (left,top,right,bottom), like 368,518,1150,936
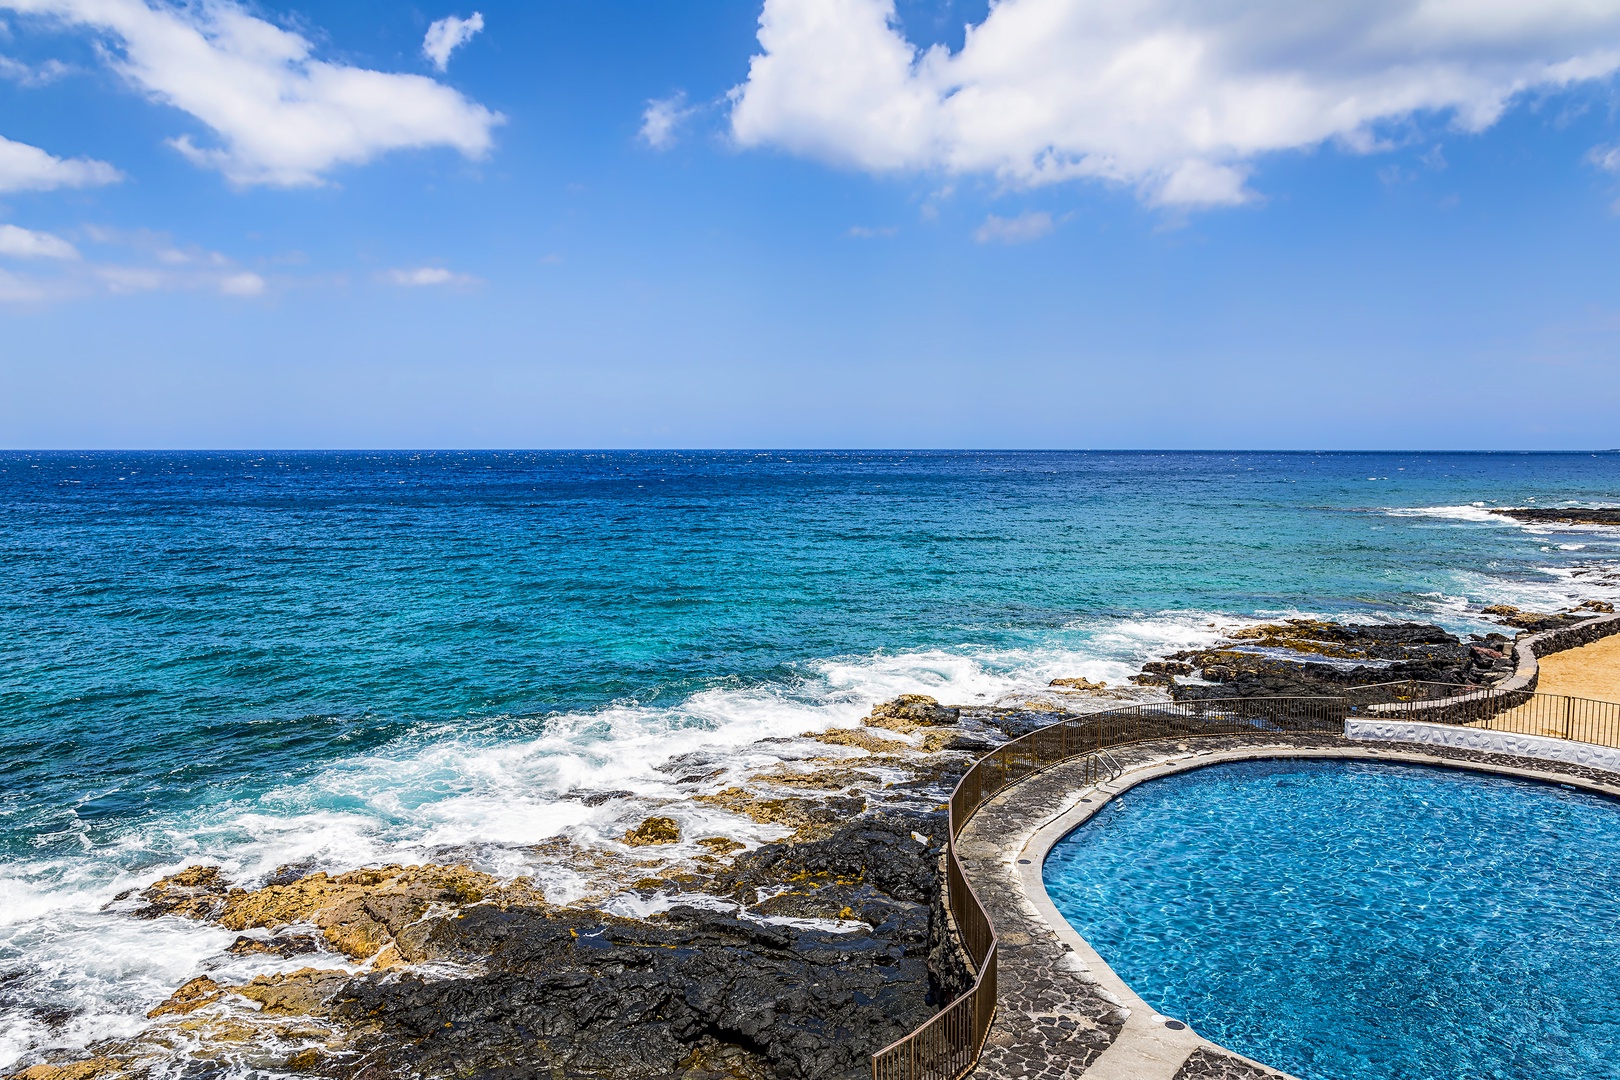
953,733,1620,1080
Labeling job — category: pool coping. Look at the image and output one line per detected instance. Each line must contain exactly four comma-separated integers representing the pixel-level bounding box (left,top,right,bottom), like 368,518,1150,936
964,736,1620,1080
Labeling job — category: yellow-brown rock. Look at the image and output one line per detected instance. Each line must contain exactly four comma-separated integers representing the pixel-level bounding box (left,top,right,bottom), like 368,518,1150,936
1049,677,1106,690
868,694,959,725
695,788,865,842
134,865,230,921
13,1059,122,1080
285,1049,322,1071
811,728,906,754
753,765,880,791
623,816,681,846
231,968,351,1016
211,864,522,961
695,837,745,856
146,976,223,1018
218,868,387,932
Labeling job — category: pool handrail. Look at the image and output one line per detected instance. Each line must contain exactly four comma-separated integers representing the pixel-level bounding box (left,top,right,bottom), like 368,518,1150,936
869,695,1348,1080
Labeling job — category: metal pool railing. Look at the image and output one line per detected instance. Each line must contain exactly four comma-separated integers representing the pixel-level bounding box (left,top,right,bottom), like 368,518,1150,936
869,696,1348,1080
1348,680,1620,749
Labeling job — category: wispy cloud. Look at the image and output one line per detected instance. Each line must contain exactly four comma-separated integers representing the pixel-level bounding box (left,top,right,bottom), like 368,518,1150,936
1590,145,1620,173
384,266,479,287
0,133,120,193
0,223,79,259
847,225,897,238
423,12,484,72
0,224,274,302
640,92,694,150
219,271,265,296
0,53,69,85
3,0,502,187
974,211,1054,245
0,266,55,302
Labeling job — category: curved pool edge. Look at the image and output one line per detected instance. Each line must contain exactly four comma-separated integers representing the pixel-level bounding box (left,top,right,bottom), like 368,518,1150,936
957,735,1620,1080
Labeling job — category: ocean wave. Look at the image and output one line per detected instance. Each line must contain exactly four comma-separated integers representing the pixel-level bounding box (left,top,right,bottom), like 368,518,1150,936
1382,502,1620,533
12,580,1620,1071
0,613,1241,1070
1380,503,1513,524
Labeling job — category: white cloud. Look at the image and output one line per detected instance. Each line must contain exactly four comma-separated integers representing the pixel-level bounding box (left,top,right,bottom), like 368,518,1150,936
0,224,281,302
3,0,503,187
0,53,69,84
88,260,266,296
847,224,898,238
95,264,166,293
423,11,483,72
729,0,1620,206
641,92,693,150
0,266,54,301
384,266,477,287
974,211,1054,244
0,133,120,192
1591,145,1620,173
0,222,79,258
219,270,264,295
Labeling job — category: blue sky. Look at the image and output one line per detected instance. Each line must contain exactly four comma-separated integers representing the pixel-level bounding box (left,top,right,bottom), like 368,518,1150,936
2,0,1619,449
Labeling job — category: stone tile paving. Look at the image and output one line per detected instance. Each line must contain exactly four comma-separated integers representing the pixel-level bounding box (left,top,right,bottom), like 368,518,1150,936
955,732,1620,1080
957,760,1128,1078
1173,1048,1290,1080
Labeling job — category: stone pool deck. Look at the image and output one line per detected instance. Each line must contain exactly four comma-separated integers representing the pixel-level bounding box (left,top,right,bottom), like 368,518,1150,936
955,732,1620,1080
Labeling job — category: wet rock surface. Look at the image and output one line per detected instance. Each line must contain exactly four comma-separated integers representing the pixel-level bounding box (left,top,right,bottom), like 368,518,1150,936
1490,507,1620,527
39,804,964,1080
1159,619,1488,699
1480,601,1609,632
1109,617,1548,700
31,661,1619,1080
332,809,952,1080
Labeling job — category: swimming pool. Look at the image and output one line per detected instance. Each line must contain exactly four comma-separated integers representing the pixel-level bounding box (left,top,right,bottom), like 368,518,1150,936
1042,759,1620,1080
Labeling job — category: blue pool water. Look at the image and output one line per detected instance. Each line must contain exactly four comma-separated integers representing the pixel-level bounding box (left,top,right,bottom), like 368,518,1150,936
1044,760,1620,1080
2,450,1619,1067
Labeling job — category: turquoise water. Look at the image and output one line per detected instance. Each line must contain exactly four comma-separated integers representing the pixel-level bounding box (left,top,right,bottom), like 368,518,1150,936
1044,760,1620,1080
2,450,1618,1067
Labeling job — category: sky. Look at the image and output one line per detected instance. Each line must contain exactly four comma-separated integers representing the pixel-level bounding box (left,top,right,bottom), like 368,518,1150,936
1,0,1619,450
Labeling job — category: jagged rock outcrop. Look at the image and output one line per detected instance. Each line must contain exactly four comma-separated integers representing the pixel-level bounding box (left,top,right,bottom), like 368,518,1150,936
1490,507,1620,526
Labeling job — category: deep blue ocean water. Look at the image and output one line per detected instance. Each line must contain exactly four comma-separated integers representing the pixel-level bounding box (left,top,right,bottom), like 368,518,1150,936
2,450,1618,1067
1043,760,1620,1080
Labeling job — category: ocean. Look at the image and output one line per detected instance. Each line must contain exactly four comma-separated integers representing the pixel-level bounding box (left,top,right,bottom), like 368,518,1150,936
2,449,1618,1069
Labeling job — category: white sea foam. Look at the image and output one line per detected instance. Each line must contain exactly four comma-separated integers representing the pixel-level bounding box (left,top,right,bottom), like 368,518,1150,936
1381,503,1512,525
1383,503,1620,534
1,619,1233,1070
3,592,1616,1070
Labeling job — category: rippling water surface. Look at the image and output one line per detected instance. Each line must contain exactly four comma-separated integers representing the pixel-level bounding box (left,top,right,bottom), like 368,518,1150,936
1044,760,1620,1080
2,449,1618,1067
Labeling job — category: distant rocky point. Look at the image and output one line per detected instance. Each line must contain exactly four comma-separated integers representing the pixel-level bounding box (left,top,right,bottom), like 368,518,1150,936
1491,507,1620,526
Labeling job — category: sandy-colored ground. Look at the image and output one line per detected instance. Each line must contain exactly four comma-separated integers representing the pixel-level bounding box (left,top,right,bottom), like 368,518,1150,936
1478,634,1620,743
1533,633,1620,702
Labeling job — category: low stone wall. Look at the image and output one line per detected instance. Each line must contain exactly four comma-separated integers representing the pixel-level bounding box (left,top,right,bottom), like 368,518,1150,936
1345,718,1620,771
1367,613,1620,719
1515,612,1620,692
928,853,977,1002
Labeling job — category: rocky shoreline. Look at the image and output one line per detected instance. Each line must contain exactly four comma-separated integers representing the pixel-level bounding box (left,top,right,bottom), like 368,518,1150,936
13,600,1620,1080
1490,506,1620,526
